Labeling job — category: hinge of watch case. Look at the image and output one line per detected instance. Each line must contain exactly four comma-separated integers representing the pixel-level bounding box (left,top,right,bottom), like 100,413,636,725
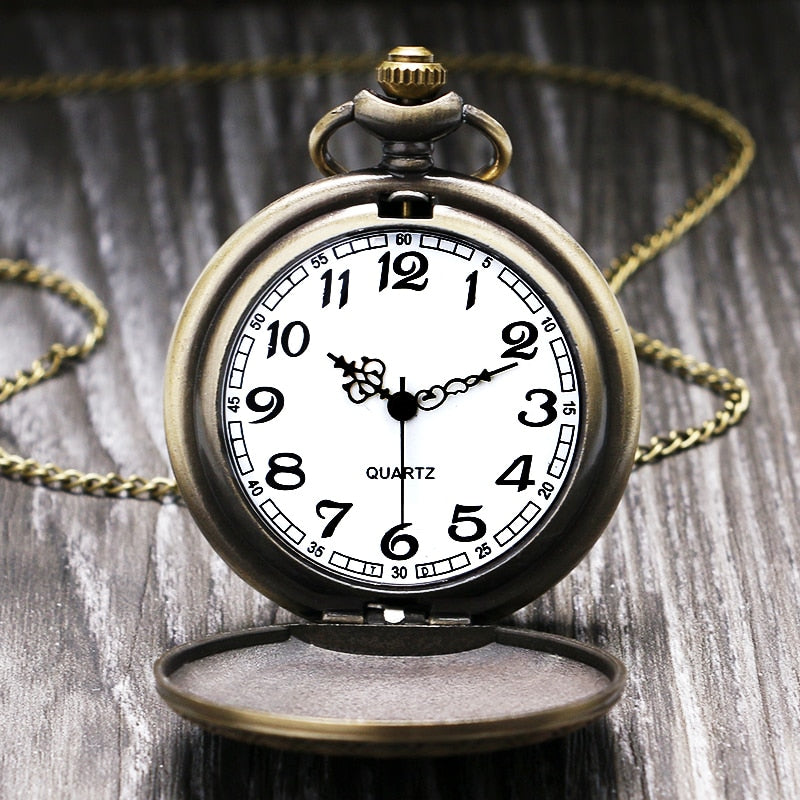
321,610,367,624
322,604,470,626
428,613,472,626
377,190,434,219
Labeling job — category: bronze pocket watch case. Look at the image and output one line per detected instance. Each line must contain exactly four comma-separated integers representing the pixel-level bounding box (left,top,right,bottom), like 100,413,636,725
155,47,640,756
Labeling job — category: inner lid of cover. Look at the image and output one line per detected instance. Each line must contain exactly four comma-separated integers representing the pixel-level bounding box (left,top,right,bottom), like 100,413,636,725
155,623,625,756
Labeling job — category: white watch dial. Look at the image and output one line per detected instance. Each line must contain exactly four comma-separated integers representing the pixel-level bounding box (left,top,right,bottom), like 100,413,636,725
220,226,582,588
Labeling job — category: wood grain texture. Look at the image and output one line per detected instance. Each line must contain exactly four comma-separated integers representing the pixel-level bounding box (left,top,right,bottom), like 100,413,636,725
1,2,799,798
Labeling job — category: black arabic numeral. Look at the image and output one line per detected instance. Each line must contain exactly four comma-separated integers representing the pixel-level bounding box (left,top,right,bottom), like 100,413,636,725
501,321,538,360
378,252,391,291
378,251,429,292
321,268,350,309
393,251,429,290
380,522,419,561
448,504,487,542
540,315,558,333
265,452,305,491
265,320,310,359
495,455,535,492
307,541,325,558
315,500,353,538
518,389,558,427
465,270,478,310
266,320,278,358
321,269,332,307
538,481,555,500
245,386,285,424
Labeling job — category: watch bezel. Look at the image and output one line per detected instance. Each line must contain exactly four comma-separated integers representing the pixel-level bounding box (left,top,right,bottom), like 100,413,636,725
165,170,640,622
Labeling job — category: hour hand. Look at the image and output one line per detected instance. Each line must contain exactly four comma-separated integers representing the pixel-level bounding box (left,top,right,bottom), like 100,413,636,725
327,353,391,404
416,362,518,411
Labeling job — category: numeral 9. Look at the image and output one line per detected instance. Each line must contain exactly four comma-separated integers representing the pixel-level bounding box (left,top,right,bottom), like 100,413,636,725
245,387,284,423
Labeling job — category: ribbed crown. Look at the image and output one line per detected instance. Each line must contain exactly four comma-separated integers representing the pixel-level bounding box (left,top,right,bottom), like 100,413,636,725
377,46,446,101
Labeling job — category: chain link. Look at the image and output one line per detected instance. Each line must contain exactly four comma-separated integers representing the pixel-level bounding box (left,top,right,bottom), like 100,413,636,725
0,53,753,499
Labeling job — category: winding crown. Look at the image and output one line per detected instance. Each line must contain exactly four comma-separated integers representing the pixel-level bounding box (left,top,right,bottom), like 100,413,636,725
377,46,447,101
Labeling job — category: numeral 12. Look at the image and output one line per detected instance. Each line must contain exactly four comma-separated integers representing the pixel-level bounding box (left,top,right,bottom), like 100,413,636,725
378,251,429,291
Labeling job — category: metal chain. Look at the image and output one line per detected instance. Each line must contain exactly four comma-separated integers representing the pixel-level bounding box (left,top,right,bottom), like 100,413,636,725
0,258,179,498
0,53,753,499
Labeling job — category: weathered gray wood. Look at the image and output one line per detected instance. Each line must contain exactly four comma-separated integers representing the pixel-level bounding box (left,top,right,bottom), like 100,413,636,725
1,2,799,798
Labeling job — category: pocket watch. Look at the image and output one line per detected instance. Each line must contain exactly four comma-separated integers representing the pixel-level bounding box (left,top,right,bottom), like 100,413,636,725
156,47,640,756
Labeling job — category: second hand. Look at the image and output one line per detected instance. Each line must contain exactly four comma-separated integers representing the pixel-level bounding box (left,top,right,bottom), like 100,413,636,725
400,376,407,525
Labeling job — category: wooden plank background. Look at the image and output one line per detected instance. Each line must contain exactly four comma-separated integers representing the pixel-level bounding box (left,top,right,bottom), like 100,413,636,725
1,2,799,798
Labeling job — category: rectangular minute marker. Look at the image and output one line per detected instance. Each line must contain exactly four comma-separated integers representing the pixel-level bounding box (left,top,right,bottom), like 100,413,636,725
494,502,542,547
419,234,475,260
329,551,383,579
548,424,576,479
549,337,576,392
227,335,254,389
259,499,304,545
262,266,308,310
333,234,388,259
415,552,470,580
227,421,253,475
498,268,544,313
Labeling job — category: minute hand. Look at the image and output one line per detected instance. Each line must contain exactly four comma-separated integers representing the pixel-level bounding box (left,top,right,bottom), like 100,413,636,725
415,362,518,411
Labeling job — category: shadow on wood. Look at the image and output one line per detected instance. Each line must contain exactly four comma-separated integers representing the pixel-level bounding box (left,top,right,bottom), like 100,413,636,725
163,720,619,800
